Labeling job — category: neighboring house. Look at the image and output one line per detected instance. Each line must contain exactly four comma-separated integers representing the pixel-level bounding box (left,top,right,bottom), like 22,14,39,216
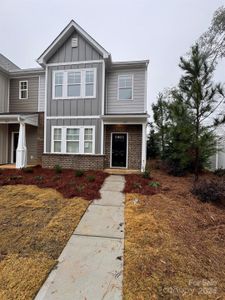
0,20,149,171
210,130,225,170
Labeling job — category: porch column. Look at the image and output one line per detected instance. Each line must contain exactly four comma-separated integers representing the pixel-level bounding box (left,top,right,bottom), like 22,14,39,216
16,122,27,168
141,123,147,172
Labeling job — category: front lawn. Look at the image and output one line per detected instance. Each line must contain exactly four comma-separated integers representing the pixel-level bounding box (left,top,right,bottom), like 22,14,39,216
124,168,225,299
0,185,89,299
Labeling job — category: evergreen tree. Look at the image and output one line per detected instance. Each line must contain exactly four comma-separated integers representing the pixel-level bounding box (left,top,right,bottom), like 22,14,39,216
147,123,160,159
165,94,195,175
152,93,170,158
175,44,224,179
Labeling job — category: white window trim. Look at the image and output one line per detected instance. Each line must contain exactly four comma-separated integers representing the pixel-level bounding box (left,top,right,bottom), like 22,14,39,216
19,80,28,100
52,68,97,100
52,127,62,153
51,126,95,155
117,74,133,101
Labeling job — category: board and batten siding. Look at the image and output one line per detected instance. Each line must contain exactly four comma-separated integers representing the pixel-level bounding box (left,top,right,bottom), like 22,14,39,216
47,62,103,117
106,68,146,114
38,74,45,112
45,28,104,155
0,125,8,164
9,77,39,112
0,72,9,113
46,118,102,154
47,31,102,64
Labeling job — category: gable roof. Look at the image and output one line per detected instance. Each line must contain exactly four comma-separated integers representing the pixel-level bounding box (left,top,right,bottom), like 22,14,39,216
37,20,111,66
0,53,20,71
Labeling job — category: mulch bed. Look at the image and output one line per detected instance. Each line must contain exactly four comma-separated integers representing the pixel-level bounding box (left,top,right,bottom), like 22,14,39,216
0,166,108,200
124,174,161,195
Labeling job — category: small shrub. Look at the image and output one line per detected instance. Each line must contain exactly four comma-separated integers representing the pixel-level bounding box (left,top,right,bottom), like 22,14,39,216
53,175,61,182
87,175,95,182
149,181,160,188
10,175,23,180
133,182,142,189
167,161,186,177
76,184,84,193
35,175,44,182
142,169,151,179
191,179,225,203
68,181,76,186
214,168,225,177
75,170,84,177
54,164,62,174
22,167,33,173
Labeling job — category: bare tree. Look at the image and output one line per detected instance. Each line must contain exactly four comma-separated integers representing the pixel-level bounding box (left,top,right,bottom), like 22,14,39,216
198,6,225,65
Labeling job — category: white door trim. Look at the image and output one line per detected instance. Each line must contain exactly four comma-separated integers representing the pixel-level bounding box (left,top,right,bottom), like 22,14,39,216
141,123,147,172
110,132,128,169
11,131,19,164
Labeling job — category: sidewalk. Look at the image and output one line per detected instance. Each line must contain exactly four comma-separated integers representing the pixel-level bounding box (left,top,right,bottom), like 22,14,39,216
35,175,125,300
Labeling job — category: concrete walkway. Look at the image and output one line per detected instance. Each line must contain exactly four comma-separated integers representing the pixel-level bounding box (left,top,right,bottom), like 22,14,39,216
35,175,125,300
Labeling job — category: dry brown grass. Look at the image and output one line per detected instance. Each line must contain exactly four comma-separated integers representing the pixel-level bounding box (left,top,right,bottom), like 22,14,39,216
124,169,225,300
0,185,89,300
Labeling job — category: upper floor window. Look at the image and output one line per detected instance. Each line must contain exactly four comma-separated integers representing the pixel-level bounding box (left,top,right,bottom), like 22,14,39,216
118,75,133,100
19,81,28,99
52,126,95,154
52,68,96,100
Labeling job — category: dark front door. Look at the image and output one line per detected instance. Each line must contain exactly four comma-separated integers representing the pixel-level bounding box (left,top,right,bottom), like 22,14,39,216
111,133,127,168
12,133,19,163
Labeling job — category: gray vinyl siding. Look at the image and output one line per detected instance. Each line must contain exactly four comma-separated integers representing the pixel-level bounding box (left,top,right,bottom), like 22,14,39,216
46,28,103,154
38,74,45,112
0,72,9,113
0,125,8,164
106,68,146,114
46,118,102,154
45,29,104,156
47,62,103,116
9,77,39,112
47,31,102,64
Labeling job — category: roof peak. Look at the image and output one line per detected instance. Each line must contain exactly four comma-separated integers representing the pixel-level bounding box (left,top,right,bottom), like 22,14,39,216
37,20,111,66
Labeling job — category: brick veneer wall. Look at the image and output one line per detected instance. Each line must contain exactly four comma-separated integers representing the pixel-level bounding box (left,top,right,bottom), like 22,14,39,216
104,125,142,170
42,154,105,170
37,112,44,164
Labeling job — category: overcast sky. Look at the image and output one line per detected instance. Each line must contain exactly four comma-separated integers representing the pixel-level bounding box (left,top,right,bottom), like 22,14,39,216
0,0,224,113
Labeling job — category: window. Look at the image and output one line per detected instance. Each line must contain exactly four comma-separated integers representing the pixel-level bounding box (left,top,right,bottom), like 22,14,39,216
85,70,94,97
67,71,81,97
19,81,28,99
52,126,95,154
53,128,62,153
118,75,133,100
84,128,93,153
53,69,96,99
54,72,63,98
66,128,80,153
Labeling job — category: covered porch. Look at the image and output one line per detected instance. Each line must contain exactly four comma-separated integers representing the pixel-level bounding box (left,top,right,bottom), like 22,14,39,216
102,114,148,172
0,113,38,168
